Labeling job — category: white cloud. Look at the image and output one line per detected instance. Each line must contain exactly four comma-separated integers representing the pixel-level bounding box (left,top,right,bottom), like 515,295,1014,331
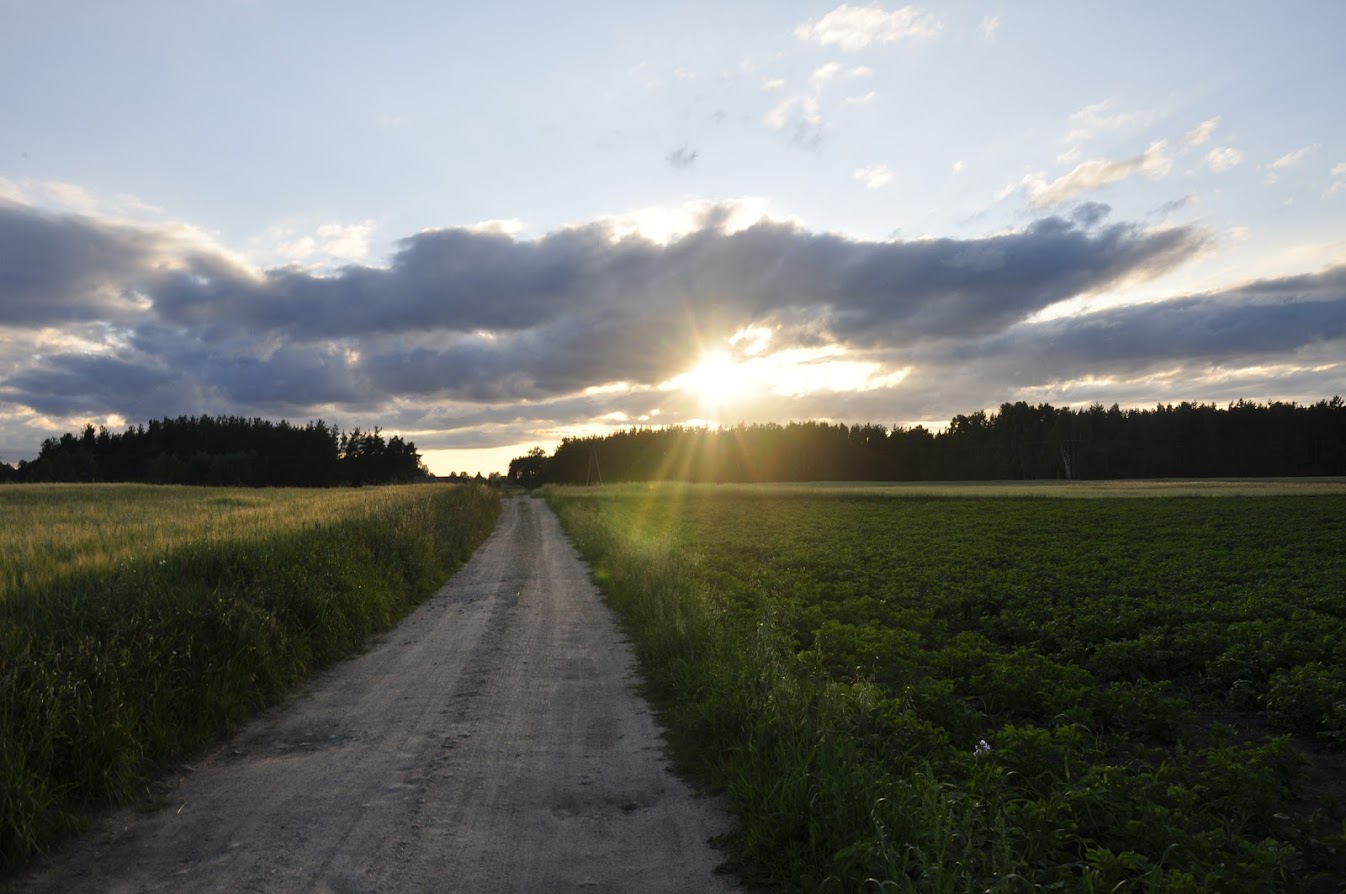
951,160,965,175
252,220,376,269
761,78,786,91
594,197,799,246
764,96,825,145
1065,98,1161,146
1327,164,1346,197
1183,117,1219,147
1270,144,1318,170
853,164,894,189
844,91,878,105
810,62,874,89
0,176,164,220
466,219,526,237
794,4,941,52
764,97,798,130
810,62,844,87
979,15,1001,41
1024,140,1172,207
1205,147,1244,173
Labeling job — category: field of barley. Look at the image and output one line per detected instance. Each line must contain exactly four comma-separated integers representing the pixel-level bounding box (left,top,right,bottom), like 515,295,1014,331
0,483,500,867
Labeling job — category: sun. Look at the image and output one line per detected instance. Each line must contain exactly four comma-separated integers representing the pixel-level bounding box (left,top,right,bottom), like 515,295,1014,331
670,351,756,409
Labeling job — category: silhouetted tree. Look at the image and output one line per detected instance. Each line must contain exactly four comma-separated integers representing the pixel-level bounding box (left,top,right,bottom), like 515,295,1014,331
13,415,424,486
509,397,1346,485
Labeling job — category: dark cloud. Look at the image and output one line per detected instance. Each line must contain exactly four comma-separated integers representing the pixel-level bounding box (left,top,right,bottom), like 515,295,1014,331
1070,202,1111,228
976,266,1346,372
1,202,1208,404
5,354,186,419
7,198,1341,458
666,145,699,168
0,201,163,325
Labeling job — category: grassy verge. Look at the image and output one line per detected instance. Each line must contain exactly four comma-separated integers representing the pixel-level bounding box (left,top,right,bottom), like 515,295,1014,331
1,483,499,868
547,483,1346,892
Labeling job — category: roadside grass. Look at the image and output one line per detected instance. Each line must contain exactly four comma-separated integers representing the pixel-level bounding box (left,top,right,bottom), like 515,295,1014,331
0,483,500,869
547,482,1346,892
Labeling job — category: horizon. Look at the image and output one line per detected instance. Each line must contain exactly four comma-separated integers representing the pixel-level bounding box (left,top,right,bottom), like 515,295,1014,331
3,2,1344,477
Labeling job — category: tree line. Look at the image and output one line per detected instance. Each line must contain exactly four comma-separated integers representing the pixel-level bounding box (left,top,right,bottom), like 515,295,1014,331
509,398,1346,487
0,415,428,486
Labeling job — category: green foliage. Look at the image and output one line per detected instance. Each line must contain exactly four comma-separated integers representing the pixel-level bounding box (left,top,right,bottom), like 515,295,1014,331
0,483,499,868
1266,663,1346,745
548,484,1346,892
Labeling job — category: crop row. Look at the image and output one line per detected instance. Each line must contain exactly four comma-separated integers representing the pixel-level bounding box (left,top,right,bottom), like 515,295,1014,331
548,484,1346,892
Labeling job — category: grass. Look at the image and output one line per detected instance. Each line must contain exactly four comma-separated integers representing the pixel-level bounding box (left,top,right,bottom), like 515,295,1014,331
547,481,1346,892
0,483,500,869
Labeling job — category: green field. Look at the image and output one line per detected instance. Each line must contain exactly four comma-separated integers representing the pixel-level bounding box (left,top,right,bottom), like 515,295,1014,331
0,483,500,867
548,481,1346,892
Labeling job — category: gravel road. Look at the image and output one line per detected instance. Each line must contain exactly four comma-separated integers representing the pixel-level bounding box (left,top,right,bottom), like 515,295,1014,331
12,497,739,893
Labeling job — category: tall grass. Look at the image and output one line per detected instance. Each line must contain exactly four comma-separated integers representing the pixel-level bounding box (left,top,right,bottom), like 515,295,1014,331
0,483,499,868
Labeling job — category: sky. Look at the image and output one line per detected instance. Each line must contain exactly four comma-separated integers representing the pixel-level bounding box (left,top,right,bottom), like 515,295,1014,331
2,1,1345,476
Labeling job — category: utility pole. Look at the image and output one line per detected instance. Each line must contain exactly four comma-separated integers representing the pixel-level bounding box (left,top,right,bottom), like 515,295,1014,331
586,447,603,486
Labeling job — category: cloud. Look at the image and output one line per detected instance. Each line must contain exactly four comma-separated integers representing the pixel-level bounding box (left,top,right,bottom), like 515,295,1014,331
1183,117,1219,147
9,195,1343,463
1023,140,1172,208
794,4,941,51
853,164,894,189
0,199,249,327
861,265,1346,423
1270,145,1318,170
979,15,1001,41
973,267,1346,374
666,145,698,169
250,220,376,270
843,90,878,105
1205,147,1244,173
761,77,786,91
0,199,1208,436
810,62,844,87
1329,162,1346,197
809,62,873,89
1065,99,1161,146
1264,144,1320,183
763,96,825,147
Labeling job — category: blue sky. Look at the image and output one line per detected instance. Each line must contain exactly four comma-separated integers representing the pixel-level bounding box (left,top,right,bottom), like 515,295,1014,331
2,1,1345,475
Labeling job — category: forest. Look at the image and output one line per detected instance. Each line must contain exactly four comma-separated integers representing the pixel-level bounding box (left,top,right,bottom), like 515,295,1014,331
510,398,1346,486
0,415,427,486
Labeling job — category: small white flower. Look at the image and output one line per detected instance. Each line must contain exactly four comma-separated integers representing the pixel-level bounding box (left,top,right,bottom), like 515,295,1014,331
974,739,992,757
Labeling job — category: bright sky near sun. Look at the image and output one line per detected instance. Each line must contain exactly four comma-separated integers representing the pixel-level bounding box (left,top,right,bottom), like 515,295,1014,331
2,1,1345,475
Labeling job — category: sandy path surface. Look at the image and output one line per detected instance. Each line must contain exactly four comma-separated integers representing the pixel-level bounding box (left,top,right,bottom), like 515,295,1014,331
12,498,739,893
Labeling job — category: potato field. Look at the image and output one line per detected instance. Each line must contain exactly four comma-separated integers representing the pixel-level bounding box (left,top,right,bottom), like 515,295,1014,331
548,481,1346,892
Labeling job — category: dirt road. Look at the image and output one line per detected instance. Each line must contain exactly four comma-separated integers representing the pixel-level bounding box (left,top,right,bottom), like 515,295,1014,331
13,498,739,893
